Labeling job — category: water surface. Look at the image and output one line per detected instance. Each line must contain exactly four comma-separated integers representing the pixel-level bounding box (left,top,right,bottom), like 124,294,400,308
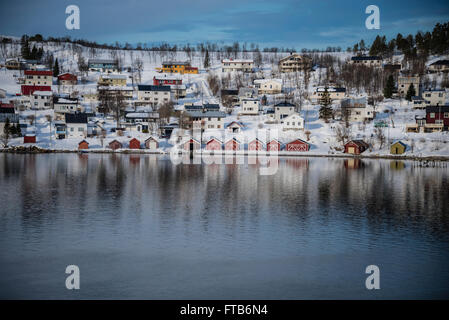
0,154,448,299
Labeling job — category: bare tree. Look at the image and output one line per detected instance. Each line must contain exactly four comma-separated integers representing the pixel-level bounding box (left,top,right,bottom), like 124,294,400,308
374,127,386,149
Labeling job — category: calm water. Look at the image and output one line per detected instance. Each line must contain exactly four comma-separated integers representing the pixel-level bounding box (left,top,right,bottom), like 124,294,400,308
0,153,448,299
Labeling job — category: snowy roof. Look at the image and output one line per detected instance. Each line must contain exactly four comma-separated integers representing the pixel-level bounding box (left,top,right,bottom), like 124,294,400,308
254,79,282,85
55,98,79,104
100,74,127,80
98,86,133,91
125,112,159,119
222,59,254,63
33,91,52,96
154,75,182,81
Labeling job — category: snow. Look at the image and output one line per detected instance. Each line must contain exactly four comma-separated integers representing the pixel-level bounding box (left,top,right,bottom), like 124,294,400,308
0,40,448,158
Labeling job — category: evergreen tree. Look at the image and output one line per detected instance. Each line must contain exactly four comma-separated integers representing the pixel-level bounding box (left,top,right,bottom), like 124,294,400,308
319,87,333,122
3,118,11,138
21,35,30,60
383,75,395,98
53,58,60,76
16,123,22,137
204,49,210,69
406,83,416,101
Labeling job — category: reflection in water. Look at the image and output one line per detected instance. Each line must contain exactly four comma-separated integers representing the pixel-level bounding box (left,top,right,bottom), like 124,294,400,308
0,153,448,299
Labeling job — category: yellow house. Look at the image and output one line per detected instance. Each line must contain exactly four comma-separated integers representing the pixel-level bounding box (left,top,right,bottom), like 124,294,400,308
98,74,127,87
390,141,407,154
157,61,198,74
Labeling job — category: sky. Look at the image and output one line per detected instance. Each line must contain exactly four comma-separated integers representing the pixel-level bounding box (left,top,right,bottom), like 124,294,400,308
1,0,449,49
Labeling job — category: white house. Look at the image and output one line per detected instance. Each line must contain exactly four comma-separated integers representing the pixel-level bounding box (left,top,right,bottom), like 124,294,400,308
24,70,53,86
240,98,260,115
54,97,84,120
350,56,382,68
254,79,282,94
65,113,88,139
341,97,375,122
274,102,296,121
423,89,446,106
137,85,171,106
30,91,52,110
222,59,254,72
184,111,227,130
398,76,420,96
311,86,346,103
281,113,304,131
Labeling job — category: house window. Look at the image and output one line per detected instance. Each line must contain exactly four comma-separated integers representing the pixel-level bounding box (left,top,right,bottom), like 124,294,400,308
78,128,84,132
430,113,435,118
444,113,449,118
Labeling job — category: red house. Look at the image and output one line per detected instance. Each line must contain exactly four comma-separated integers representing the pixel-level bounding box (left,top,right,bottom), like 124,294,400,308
153,76,182,86
248,138,264,151
344,140,369,154
267,139,282,151
426,105,449,131
23,135,36,143
183,138,200,151
129,138,141,149
58,73,78,85
225,138,240,151
108,140,123,150
21,85,51,96
206,138,222,151
78,140,89,150
285,139,310,152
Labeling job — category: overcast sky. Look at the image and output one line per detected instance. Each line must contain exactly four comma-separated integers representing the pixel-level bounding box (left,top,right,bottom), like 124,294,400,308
1,0,448,49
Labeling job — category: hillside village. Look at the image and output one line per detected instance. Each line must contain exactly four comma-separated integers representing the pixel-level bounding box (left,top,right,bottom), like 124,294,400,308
1,23,449,158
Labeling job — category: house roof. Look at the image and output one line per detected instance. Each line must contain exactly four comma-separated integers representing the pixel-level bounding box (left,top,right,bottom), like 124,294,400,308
430,60,449,66
186,111,227,118
145,136,158,143
315,86,346,93
162,61,190,66
346,140,369,148
391,141,406,148
286,138,309,145
222,59,253,63
254,79,282,85
207,137,223,143
100,74,127,80
0,106,15,114
125,112,159,119
65,113,88,124
274,102,295,107
221,89,239,95
137,85,171,92
226,121,244,128
426,105,449,112
351,56,382,61
185,104,219,111
24,70,53,76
